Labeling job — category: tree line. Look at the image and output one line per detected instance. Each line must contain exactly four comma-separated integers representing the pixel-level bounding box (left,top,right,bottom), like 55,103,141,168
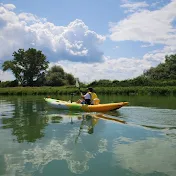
1,48,176,87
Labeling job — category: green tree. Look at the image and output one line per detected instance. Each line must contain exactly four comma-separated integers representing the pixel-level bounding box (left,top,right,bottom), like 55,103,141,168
88,79,112,87
65,73,75,85
165,54,176,79
45,65,75,86
2,48,49,86
143,54,176,80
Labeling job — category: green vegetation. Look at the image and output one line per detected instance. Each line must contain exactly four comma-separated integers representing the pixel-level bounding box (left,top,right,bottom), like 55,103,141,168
143,54,176,80
0,86,77,95
2,48,49,86
45,65,75,86
1,48,176,96
0,86,176,96
88,78,176,87
1,48,76,87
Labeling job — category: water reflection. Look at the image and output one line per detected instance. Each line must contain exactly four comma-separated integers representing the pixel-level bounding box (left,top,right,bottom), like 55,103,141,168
1,136,108,175
1,96,176,175
0,99,119,175
113,137,176,176
0,100,14,119
0,112,110,175
0,98,47,142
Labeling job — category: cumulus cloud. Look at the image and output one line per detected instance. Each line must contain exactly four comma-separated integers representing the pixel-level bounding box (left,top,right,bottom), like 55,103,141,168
110,0,176,45
0,3,105,63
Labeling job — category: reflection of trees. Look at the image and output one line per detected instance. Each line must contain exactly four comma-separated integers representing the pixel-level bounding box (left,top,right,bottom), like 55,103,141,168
1,97,48,142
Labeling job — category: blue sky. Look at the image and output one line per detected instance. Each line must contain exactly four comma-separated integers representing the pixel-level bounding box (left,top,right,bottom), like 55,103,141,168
0,0,176,83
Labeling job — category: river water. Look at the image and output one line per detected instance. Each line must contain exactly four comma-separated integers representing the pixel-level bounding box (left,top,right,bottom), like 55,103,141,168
0,95,176,176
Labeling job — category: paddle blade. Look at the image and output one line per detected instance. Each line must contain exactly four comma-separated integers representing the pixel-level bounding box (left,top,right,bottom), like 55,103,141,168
75,78,80,88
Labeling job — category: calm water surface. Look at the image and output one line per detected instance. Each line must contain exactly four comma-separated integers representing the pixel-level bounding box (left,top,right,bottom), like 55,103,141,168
0,95,176,176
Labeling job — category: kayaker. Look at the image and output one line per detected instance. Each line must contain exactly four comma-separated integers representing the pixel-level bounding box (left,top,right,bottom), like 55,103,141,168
77,87,100,105
77,87,92,105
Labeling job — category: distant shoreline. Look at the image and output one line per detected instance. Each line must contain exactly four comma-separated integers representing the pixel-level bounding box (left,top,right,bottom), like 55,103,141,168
0,86,176,96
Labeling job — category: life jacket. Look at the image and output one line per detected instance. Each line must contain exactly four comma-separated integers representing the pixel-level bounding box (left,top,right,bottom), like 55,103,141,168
89,92,100,105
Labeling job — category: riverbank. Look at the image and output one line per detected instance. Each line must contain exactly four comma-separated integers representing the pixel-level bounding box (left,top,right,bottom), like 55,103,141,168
0,86,176,96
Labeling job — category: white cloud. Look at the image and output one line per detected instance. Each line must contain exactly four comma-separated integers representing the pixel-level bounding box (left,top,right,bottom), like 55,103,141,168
0,3,105,64
120,1,149,13
18,13,41,23
2,3,16,10
0,69,15,82
110,0,176,45
50,56,151,83
143,45,176,66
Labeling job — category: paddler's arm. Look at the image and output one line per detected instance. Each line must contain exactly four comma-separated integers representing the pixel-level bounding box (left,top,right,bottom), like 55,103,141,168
81,92,86,99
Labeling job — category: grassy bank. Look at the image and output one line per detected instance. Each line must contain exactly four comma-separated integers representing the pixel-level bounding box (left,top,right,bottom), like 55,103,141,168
0,86,176,96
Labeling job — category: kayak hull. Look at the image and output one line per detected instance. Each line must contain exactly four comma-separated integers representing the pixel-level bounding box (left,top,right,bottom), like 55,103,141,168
44,98,128,112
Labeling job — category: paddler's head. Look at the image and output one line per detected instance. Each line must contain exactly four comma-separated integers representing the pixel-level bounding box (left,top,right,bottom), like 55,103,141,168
87,87,93,92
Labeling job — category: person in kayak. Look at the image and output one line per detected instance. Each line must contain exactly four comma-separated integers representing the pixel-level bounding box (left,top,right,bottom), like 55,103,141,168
77,87,100,105
77,87,92,105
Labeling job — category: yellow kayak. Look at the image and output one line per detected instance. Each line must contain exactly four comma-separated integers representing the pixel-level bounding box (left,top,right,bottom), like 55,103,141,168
44,98,129,112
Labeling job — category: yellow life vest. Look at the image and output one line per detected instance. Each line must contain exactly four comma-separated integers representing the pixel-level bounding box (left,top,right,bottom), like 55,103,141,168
89,92,100,105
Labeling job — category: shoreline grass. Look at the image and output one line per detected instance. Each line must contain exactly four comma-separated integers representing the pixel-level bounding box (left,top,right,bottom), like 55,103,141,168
0,86,176,96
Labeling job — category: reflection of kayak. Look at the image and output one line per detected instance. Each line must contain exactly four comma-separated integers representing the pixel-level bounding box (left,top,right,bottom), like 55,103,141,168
44,98,129,112
93,113,126,124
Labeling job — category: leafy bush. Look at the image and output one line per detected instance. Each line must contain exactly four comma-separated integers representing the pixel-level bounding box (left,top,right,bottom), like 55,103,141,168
0,80,18,87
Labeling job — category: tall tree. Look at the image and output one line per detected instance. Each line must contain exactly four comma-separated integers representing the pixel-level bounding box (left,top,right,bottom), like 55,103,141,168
2,48,49,86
